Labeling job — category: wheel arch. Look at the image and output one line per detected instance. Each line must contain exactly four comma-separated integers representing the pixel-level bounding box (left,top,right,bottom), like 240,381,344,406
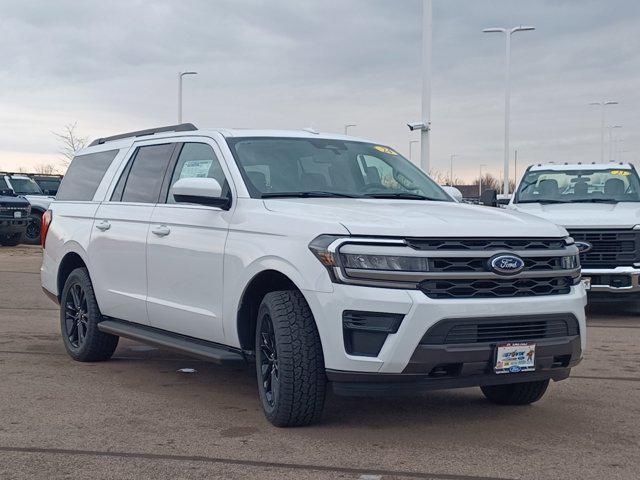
236,269,311,353
57,250,90,301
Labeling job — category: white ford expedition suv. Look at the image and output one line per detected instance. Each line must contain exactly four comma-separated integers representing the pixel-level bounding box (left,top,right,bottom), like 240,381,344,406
41,124,587,426
510,162,640,302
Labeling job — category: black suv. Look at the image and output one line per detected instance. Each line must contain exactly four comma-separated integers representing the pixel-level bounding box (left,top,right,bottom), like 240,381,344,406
0,188,30,246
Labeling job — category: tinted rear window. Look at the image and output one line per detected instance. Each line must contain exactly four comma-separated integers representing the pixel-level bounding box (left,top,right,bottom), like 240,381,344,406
56,150,119,201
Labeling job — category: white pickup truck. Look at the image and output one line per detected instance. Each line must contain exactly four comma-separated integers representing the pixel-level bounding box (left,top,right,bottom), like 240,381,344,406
509,162,640,301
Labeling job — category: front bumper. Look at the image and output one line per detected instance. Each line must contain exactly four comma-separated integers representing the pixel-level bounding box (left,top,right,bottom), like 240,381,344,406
582,267,640,293
328,335,580,396
305,283,587,375
0,218,28,235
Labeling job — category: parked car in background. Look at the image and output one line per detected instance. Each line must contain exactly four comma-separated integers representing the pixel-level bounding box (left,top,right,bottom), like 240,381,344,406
0,187,30,246
41,124,586,426
31,174,63,196
1,173,55,244
509,162,640,302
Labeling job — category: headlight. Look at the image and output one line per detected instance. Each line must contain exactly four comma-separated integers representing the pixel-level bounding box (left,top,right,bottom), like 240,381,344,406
561,255,580,270
341,253,428,271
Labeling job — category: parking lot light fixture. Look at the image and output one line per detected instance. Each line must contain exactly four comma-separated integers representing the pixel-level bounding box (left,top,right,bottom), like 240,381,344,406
344,124,356,135
479,164,487,196
483,25,536,195
178,71,198,124
589,101,618,162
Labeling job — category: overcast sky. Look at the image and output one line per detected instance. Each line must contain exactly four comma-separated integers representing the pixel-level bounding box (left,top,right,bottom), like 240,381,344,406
0,0,638,181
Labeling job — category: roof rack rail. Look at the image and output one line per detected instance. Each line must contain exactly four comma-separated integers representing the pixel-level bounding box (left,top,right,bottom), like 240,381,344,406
88,123,198,147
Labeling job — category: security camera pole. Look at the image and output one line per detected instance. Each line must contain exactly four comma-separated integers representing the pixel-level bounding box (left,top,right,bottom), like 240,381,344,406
407,0,432,174
483,25,535,195
420,0,432,174
178,71,198,124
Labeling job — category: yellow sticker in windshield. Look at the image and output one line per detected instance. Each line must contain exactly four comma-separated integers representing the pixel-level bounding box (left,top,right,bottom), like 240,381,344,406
374,146,398,156
610,170,631,176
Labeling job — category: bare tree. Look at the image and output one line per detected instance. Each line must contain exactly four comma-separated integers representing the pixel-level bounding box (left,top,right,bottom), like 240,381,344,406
471,174,515,194
33,163,60,174
52,122,88,165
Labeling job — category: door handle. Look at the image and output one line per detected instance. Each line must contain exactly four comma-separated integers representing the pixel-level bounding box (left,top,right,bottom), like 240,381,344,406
95,220,111,231
152,225,171,237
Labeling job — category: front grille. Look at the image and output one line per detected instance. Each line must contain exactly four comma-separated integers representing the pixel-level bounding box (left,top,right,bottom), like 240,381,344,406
429,256,562,273
568,229,640,267
0,206,29,219
420,314,580,345
406,237,566,251
419,277,572,299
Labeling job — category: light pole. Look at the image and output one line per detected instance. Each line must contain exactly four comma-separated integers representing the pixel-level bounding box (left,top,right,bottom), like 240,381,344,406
449,154,457,186
344,124,356,135
514,149,518,186
409,140,419,163
589,101,618,162
407,0,432,174
483,25,535,195
178,71,198,124
607,125,622,161
479,164,487,197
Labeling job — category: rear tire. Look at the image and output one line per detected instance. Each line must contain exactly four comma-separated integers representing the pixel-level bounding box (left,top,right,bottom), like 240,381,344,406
60,267,119,362
255,290,326,427
481,379,549,405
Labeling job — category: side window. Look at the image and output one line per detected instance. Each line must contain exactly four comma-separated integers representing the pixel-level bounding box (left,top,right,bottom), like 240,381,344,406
166,143,228,204
56,150,119,201
112,144,175,203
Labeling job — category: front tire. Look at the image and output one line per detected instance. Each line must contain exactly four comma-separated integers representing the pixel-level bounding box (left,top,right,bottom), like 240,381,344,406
481,379,549,405
60,267,119,362
255,290,326,427
24,212,42,245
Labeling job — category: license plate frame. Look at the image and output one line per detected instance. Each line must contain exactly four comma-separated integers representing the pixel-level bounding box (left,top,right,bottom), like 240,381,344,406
494,342,536,374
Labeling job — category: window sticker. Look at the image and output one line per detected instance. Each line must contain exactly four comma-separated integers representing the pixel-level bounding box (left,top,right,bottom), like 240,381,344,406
374,146,398,156
610,170,631,176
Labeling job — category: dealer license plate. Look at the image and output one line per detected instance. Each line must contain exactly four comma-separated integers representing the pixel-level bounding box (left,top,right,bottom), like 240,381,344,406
14,211,22,218
581,277,591,291
495,342,536,374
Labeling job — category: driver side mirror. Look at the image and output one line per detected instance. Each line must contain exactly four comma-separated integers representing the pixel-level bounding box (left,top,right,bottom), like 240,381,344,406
479,188,498,207
172,177,230,209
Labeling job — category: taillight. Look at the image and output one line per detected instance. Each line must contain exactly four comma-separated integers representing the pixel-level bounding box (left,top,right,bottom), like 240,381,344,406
41,210,52,249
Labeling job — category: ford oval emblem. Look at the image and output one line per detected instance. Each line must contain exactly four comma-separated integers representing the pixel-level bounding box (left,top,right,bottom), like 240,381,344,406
509,365,522,373
489,254,525,275
575,241,592,254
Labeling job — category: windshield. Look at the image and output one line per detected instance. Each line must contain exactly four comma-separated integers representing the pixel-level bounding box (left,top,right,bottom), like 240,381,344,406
9,177,43,195
515,168,640,204
226,137,451,201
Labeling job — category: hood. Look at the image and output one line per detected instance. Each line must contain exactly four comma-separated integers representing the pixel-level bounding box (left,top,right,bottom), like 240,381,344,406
263,198,567,238
23,194,54,208
0,194,30,207
510,202,640,229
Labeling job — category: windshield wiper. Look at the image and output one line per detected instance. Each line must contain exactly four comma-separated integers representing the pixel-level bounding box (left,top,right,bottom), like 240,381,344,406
517,199,566,204
362,192,443,201
261,191,358,199
568,198,618,203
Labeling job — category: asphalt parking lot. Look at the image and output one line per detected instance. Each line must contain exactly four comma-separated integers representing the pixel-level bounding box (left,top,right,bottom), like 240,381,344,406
1,246,638,480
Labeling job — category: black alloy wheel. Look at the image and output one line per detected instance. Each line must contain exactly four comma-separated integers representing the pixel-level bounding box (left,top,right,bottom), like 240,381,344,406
24,213,42,244
258,312,279,410
64,283,89,349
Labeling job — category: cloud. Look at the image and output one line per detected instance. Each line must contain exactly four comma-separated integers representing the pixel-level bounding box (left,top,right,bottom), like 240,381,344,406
0,0,637,178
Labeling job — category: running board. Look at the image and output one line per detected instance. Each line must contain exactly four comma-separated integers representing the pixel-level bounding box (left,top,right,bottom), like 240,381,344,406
98,319,246,366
